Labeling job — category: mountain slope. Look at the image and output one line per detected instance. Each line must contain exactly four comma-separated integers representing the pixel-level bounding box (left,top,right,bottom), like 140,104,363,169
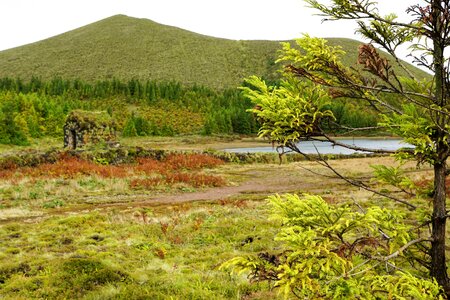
0,15,427,89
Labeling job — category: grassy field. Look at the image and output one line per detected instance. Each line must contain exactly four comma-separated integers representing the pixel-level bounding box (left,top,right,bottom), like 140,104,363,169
0,201,279,299
0,136,441,299
0,15,429,89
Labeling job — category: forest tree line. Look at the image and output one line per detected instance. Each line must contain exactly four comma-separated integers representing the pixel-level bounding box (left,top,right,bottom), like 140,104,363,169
0,77,378,145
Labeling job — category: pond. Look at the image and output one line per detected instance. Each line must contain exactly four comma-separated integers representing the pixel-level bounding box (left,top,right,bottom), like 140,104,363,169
224,138,412,155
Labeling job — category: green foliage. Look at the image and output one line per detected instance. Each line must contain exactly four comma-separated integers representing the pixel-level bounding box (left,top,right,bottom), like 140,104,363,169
357,14,415,54
242,76,334,145
122,115,138,137
240,7,450,291
222,194,442,299
379,104,438,164
66,110,116,131
327,101,379,130
238,27,449,295
279,35,348,80
371,164,415,193
42,199,65,209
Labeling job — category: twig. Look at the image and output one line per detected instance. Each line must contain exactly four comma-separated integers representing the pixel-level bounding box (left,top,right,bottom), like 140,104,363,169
316,154,417,210
375,237,429,261
322,133,412,154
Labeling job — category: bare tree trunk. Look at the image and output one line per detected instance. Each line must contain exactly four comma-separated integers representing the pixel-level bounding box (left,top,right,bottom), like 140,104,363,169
431,159,449,295
430,0,450,294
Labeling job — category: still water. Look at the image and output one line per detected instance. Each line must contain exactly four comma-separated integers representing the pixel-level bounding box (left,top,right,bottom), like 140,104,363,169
225,138,411,155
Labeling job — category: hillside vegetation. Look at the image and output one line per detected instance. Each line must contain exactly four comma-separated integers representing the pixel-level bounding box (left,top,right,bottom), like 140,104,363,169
0,15,428,89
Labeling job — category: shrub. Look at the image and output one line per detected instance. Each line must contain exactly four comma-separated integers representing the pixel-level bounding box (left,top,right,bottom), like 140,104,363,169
164,153,224,170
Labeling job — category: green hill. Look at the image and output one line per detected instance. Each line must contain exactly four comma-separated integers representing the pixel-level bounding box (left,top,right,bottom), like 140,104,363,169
0,15,428,89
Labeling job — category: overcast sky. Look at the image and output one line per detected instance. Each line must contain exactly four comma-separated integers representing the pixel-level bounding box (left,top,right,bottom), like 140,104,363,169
0,0,416,52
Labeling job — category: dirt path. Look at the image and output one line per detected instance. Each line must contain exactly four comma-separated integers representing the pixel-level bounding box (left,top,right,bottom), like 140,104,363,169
1,162,344,223
96,169,337,207
85,156,430,209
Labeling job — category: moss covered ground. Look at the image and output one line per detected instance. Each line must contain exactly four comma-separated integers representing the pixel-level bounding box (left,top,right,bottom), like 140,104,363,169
0,201,279,299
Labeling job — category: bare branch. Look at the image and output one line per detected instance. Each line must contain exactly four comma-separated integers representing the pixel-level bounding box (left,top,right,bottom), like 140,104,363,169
375,237,430,261
306,0,422,31
282,140,418,209
321,133,408,154
328,123,389,135
312,154,417,210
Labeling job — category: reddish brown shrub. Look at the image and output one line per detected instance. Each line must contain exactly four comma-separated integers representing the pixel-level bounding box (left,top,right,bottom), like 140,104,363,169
23,157,129,179
154,248,166,259
414,177,450,197
218,199,248,208
164,154,224,170
192,217,204,231
0,161,18,171
0,170,13,179
160,221,169,235
0,153,226,189
135,158,166,175
169,236,184,245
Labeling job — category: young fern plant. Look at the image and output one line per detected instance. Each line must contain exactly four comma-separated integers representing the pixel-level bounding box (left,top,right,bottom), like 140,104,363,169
221,193,442,299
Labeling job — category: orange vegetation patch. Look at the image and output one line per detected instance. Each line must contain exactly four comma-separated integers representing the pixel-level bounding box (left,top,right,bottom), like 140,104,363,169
164,153,224,170
414,177,450,197
0,156,130,179
0,153,226,188
130,154,226,188
134,158,166,175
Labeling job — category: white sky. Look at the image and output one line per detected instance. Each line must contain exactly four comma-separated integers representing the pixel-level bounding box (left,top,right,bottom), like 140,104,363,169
0,0,415,51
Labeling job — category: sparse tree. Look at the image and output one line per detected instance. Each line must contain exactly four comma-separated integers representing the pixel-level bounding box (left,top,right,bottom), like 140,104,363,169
223,0,450,298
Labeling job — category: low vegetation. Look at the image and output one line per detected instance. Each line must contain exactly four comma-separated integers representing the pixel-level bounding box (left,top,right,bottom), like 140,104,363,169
0,201,278,299
0,145,309,299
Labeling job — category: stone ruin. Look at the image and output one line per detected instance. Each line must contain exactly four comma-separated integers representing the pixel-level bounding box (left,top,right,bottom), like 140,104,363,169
63,110,117,149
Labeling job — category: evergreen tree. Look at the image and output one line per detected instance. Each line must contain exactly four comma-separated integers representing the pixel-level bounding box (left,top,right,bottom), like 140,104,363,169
122,114,138,137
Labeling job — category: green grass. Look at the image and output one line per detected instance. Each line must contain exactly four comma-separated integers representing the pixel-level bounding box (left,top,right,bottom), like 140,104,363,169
0,201,279,299
0,15,428,89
